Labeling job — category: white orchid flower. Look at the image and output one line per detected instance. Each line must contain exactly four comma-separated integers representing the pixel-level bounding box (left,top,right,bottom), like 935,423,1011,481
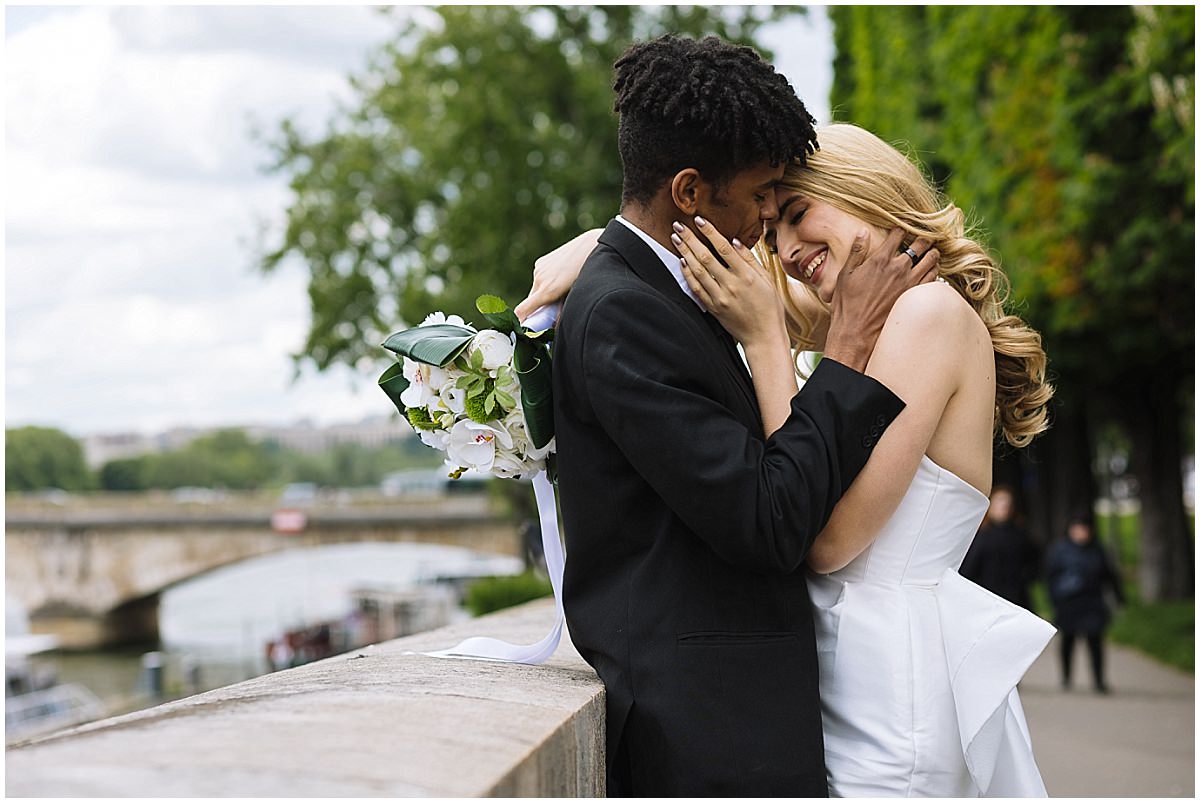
445,419,514,473
441,385,467,415
418,428,450,450
421,311,469,328
491,452,529,480
400,357,434,408
426,364,451,392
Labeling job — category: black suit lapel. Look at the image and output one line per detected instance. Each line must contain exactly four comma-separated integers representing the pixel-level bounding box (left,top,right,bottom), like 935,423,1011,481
700,313,757,395
596,220,763,431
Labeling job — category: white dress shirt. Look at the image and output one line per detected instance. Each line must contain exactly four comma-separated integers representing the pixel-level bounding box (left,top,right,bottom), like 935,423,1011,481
614,215,707,311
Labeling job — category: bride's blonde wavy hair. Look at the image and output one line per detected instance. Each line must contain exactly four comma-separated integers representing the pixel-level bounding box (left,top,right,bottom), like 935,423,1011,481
758,123,1053,448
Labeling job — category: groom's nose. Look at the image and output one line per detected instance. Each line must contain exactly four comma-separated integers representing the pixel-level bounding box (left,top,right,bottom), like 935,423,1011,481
759,191,780,221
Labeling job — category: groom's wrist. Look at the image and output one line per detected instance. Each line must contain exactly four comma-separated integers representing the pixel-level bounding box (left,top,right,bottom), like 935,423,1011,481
822,330,872,373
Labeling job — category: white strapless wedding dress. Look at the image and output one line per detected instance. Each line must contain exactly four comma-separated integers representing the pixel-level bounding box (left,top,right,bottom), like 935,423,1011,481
808,455,1055,797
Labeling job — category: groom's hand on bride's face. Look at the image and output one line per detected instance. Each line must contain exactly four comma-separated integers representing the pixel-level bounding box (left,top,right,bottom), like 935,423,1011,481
823,227,940,373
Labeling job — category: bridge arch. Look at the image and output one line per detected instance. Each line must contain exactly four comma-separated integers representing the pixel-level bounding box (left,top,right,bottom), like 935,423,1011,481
6,497,520,648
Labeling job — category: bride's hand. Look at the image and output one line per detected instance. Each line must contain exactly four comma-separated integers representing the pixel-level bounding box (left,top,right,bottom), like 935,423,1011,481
672,216,786,346
514,228,603,322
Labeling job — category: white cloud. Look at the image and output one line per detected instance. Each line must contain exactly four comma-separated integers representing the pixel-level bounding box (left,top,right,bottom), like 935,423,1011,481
6,6,397,436
6,7,377,184
110,5,401,69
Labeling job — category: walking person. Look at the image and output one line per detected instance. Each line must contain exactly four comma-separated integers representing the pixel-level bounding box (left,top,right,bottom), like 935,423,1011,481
960,486,1041,610
1045,514,1126,694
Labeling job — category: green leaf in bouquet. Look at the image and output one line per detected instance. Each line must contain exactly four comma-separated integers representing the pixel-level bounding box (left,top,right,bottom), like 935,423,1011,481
455,375,475,390
469,348,485,372
476,295,522,336
464,393,491,424
513,339,554,449
475,294,508,315
521,327,555,345
485,390,496,414
494,388,516,409
382,324,476,367
406,407,440,431
378,362,411,417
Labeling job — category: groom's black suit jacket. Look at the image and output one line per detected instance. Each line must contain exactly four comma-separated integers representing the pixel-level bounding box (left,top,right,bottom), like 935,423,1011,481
553,219,904,795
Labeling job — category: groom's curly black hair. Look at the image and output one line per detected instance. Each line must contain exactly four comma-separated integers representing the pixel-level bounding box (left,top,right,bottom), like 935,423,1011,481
613,34,819,207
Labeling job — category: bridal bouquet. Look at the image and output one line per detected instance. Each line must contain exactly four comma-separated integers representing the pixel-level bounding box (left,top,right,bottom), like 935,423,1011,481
378,295,555,479
377,294,564,666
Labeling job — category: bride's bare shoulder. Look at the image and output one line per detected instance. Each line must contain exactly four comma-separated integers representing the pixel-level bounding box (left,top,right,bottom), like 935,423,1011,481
867,281,987,385
881,281,980,340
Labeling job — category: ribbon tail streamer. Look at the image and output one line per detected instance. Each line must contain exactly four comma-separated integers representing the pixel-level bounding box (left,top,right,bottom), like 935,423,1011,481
421,469,565,663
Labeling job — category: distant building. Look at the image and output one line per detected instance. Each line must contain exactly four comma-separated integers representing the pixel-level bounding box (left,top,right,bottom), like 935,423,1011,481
81,415,412,467
246,415,412,453
81,432,158,468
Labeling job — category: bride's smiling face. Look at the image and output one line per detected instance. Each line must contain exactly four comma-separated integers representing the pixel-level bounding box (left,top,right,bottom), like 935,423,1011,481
764,189,887,304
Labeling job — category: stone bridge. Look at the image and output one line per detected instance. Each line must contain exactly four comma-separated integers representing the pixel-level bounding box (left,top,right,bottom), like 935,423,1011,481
5,493,520,649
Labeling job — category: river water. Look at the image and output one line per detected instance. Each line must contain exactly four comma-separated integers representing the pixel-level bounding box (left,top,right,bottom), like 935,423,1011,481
38,542,524,721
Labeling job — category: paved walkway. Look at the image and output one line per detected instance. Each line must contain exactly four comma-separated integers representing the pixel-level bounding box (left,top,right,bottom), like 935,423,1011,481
1021,635,1194,797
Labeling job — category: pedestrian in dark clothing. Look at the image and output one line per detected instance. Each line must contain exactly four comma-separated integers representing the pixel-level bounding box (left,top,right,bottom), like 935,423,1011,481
960,486,1040,610
1045,514,1125,694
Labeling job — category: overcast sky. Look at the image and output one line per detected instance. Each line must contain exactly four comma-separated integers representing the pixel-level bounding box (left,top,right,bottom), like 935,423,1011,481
5,6,834,437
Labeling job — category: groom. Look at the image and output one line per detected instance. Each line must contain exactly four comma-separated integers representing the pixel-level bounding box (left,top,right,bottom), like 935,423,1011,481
554,35,930,795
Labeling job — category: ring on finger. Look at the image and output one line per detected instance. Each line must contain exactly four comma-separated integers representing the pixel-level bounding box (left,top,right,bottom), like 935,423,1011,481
903,246,921,266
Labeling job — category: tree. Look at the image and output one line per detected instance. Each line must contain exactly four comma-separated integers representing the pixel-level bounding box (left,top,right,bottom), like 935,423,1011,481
140,429,278,491
5,426,92,492
258,5,796,374
830,6,1194,600
99,457,150,491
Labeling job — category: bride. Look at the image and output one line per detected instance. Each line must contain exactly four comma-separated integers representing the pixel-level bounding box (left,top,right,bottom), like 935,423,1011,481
518,123,1056,797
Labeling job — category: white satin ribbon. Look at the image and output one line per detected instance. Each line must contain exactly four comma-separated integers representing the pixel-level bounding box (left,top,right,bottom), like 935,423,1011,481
420,469,565,664
520,302,561,333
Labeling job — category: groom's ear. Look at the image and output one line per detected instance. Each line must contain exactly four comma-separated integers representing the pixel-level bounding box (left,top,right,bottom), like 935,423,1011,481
669,168,704,215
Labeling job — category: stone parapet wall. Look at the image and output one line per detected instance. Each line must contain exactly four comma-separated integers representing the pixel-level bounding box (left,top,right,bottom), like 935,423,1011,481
6,599,605,797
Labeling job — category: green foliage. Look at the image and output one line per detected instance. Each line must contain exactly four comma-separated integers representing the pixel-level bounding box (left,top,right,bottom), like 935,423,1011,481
406,407,439,430
5,427,93,491
463,390,493,424
1110,596,1195,673
831,6,1195,601
1095,512,1143,569
464,571,554,617
99,457,150,491
136,429,278,491
258,5,795,373
290,439,441,487
96,430,441,491
830,5,1194,387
